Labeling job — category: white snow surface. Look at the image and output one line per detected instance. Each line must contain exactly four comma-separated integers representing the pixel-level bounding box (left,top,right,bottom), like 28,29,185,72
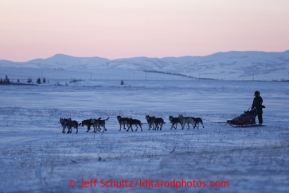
1,50,289,81
0,72,289,193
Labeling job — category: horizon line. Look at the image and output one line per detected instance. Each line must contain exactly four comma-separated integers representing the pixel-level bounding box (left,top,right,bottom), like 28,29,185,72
1,49,289,63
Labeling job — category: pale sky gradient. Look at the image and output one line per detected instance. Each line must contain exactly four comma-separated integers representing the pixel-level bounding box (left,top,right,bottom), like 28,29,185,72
1,0,289,61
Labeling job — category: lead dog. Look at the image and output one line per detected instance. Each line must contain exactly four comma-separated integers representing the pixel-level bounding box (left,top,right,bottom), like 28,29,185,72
60,118,69,133
61,118,80,133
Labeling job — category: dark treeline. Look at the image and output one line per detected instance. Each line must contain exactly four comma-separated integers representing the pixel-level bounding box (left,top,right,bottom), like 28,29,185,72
0,75,47,85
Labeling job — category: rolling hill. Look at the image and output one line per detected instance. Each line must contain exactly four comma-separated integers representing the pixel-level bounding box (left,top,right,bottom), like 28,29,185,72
1,50,289,81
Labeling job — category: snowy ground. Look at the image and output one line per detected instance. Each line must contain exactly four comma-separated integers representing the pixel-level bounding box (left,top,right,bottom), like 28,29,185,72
0,79,288,193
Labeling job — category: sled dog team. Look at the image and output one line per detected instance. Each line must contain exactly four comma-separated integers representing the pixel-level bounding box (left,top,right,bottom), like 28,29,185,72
59,115,204,134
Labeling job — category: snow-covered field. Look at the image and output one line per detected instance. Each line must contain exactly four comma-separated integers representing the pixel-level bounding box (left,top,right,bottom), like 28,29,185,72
0,79,288,193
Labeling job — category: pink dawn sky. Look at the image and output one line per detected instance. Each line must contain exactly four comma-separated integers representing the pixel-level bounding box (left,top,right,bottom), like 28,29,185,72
1,0,289,62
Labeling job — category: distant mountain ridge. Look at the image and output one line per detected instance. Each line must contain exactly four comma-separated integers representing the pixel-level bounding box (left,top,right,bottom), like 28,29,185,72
1,51,289,80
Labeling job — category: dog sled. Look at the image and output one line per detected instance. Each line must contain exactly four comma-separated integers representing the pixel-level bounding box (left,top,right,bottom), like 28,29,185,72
218,108,266,128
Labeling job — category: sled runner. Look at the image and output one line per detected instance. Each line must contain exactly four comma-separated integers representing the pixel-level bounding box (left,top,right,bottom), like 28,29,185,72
218,108,266,128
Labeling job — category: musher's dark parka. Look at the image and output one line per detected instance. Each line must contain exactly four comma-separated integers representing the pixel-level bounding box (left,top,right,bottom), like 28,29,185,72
251,91,265,124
